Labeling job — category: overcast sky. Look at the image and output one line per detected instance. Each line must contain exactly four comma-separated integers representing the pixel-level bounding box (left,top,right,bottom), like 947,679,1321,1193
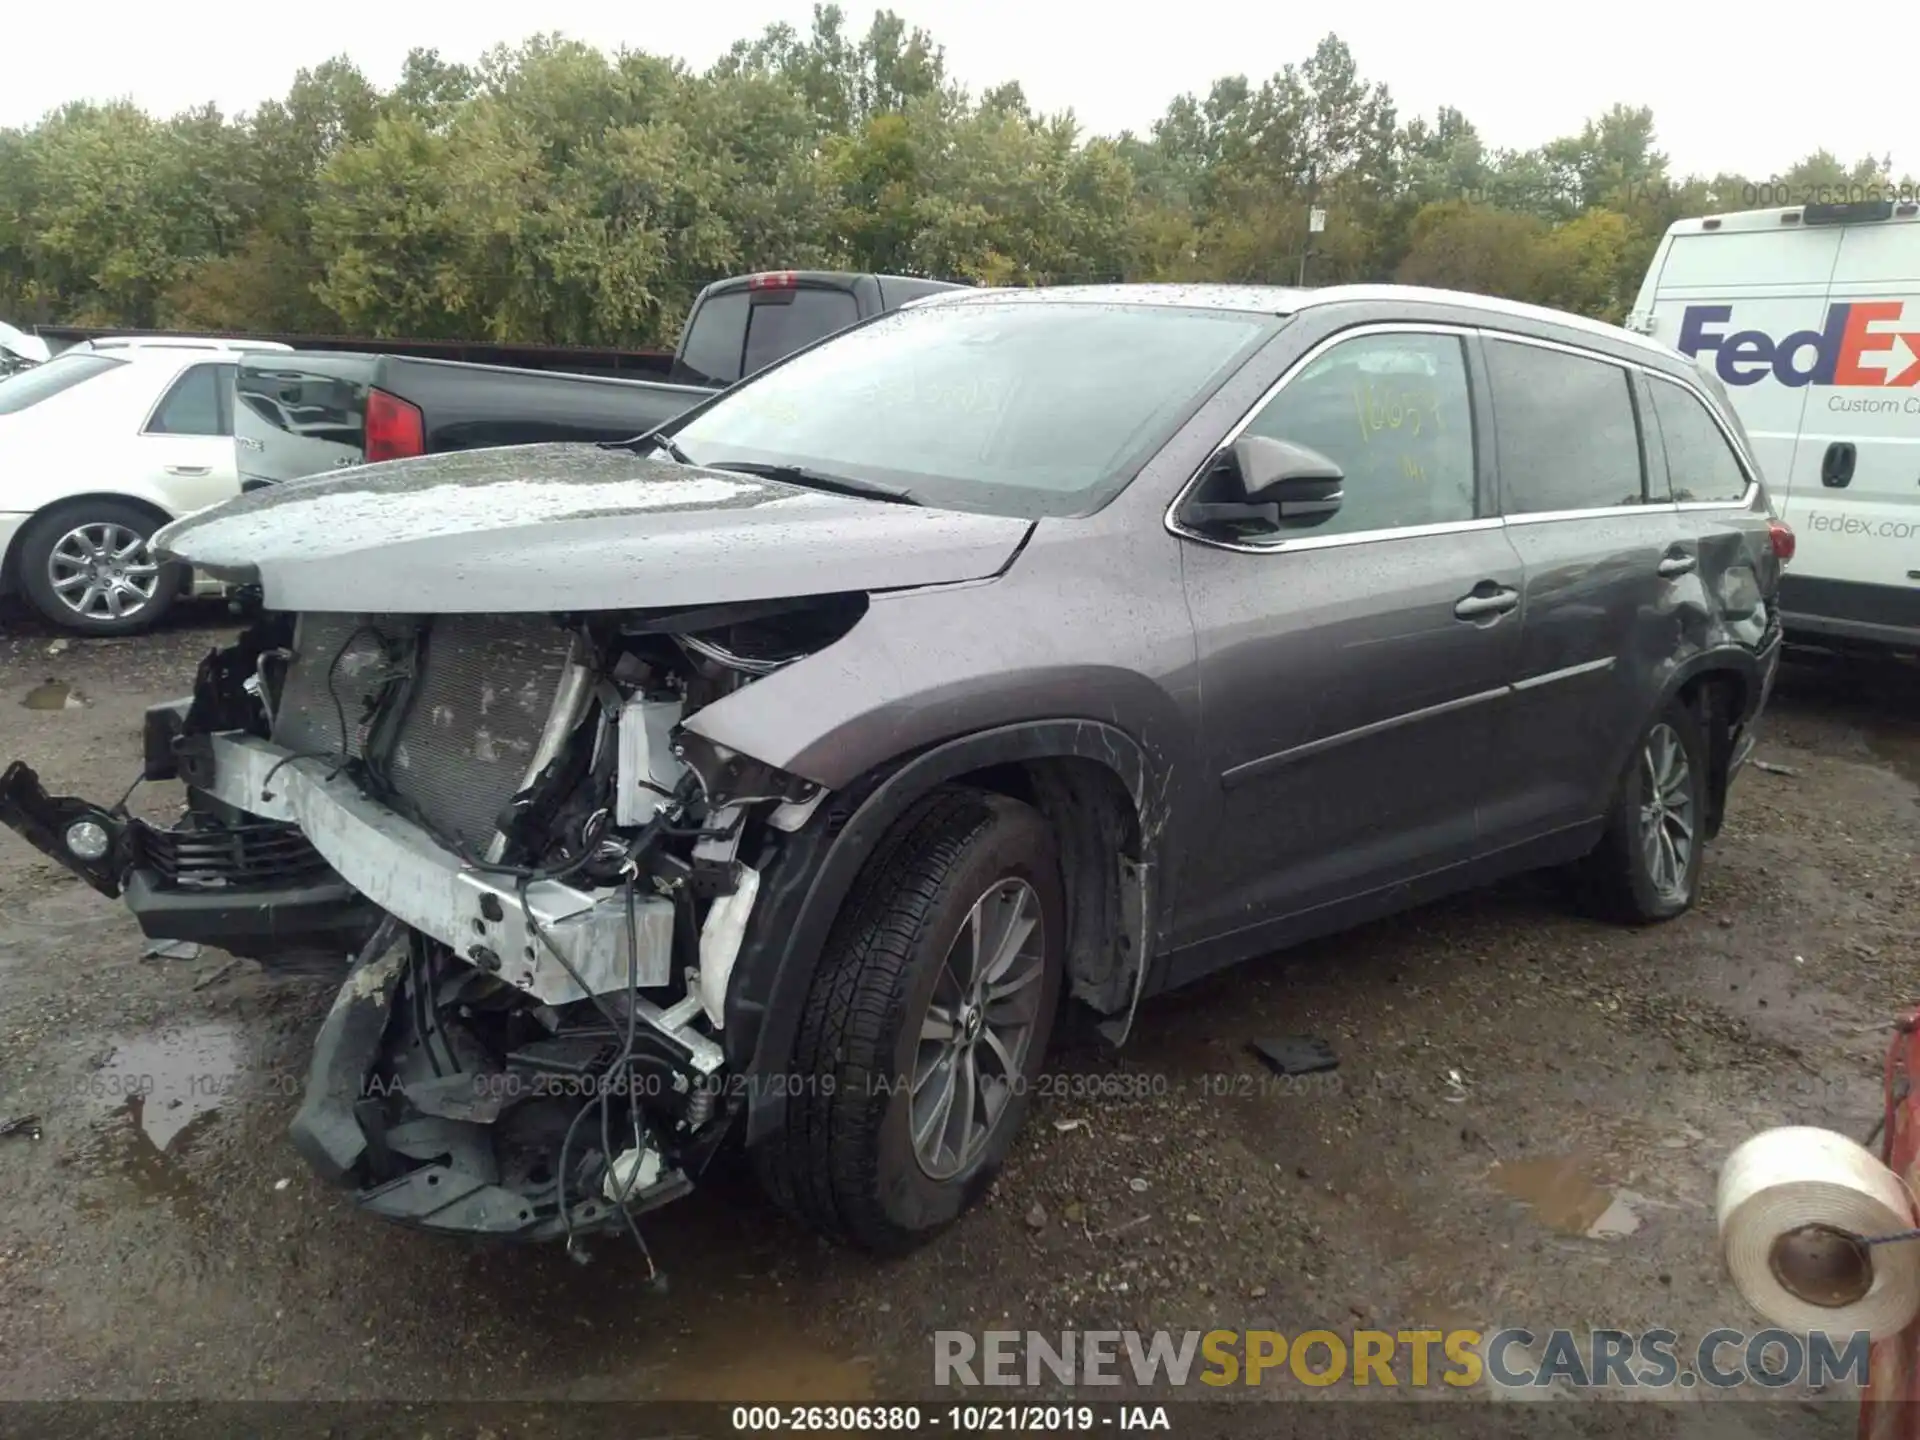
4,2,1914,182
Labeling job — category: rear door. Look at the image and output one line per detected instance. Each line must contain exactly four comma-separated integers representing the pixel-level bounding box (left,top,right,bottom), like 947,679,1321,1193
141,360,239,514
1481,333,1701,843
1644,371,1779,651
1176,324,1525,945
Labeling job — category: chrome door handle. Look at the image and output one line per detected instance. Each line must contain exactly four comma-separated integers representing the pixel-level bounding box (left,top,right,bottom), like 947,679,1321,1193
164,465,212,476
1658,554,1697,578
1454,588,1519,620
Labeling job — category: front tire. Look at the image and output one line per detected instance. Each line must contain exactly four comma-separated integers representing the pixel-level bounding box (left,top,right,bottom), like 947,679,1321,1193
17,500,181,636
756,788,1065,1253
1579,699,1709,923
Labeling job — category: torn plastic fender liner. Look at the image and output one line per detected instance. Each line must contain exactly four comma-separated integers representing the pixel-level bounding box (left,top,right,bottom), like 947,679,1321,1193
698,862,761,1028
290,916,407,1184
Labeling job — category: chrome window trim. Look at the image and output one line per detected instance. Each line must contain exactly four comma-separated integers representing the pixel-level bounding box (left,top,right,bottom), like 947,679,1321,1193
1164,322,1484,555
1172,515,1504,558
1673,494,1761,510
1471,326,1641,372
1504,503,1679,526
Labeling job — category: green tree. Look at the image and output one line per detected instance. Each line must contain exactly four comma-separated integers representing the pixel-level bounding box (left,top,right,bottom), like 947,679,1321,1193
6,16,1912,341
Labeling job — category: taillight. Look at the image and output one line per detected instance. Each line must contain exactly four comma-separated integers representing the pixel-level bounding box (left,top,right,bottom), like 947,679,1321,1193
747,271,797,291
364,387,424,462
1768,519,1796,563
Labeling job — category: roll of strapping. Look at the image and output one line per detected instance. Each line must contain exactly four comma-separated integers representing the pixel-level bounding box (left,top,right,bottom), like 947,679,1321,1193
1718,1126,1920,1336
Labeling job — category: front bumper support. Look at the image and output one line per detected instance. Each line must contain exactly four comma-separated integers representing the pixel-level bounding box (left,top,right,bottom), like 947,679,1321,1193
195,733,674,1005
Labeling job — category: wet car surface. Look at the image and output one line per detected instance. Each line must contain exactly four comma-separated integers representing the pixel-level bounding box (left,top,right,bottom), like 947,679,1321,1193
0,602,1909,1432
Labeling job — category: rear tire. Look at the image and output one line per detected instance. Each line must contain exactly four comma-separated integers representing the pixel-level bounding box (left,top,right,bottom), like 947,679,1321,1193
755,787,1065,1253
1577,698,1710,923
17,499,181,637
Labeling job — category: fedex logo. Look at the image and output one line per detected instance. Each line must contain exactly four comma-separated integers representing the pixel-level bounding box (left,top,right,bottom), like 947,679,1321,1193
1677,303,1920,388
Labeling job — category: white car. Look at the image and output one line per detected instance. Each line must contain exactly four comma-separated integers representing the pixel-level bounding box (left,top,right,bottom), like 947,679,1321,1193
0,337,291,635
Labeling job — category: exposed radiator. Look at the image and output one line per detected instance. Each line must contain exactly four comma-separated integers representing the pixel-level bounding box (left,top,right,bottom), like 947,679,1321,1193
271,613,577,856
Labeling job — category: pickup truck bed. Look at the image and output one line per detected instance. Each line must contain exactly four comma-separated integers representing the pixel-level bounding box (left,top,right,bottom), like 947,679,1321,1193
236,269,965,488
235,353,706,487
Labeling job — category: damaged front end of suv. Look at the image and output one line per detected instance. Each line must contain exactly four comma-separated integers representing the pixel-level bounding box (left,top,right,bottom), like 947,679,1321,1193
0,441,1145,1253
4,586,861,1243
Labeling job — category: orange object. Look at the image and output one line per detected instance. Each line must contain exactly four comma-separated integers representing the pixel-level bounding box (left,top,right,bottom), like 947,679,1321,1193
1861,1008,1920,1437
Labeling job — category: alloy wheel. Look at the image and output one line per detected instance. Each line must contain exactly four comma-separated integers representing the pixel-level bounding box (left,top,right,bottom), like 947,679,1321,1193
910,877,1047,1180
1638,722,1695,902
47,522,161,624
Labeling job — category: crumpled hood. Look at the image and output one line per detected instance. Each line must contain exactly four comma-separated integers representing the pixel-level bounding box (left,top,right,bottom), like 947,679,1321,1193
155,443,1033,613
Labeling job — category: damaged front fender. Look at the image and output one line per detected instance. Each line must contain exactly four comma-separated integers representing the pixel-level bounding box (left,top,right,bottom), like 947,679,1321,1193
721,717,1163,1150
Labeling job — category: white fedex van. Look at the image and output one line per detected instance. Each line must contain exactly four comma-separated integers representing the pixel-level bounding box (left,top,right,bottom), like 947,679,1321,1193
1629,199,1920,650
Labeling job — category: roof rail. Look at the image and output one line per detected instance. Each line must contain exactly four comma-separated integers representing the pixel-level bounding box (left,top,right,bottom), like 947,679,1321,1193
80,336,295,354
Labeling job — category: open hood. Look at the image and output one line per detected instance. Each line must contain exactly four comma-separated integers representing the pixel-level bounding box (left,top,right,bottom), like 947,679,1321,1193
155,443,1033,613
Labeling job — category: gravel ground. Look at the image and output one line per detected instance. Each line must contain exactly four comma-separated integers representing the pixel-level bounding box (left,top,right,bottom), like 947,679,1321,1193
0,600,1914,1434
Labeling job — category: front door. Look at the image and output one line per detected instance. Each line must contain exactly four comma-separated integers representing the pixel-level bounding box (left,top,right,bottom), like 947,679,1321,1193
1175,326,1524,949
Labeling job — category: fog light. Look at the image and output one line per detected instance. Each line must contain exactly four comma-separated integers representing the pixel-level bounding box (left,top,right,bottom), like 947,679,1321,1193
64,818,111,862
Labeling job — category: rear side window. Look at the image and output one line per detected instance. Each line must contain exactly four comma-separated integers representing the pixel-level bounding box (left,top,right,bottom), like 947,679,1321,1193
1647,378,1751,503
742,288,860,377
1485,339,1646,514
673,290,750,387
0,352,124,414
1237,331,1478,535
147,363,234,436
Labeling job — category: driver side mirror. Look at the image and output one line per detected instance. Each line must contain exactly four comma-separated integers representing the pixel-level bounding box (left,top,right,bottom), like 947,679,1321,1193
1180,435,1345,534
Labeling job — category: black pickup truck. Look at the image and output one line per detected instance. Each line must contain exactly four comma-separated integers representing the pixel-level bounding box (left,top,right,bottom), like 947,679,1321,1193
234,270,961,487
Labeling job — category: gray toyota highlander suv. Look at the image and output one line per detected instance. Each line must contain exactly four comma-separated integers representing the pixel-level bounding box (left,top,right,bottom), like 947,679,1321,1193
0,283,1788,1260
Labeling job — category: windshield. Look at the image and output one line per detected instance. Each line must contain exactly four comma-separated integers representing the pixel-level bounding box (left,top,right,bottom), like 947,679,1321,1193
0,351,125,415
668,300,1280,517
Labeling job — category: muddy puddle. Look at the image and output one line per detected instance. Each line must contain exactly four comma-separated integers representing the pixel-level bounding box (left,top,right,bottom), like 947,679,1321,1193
1491,1153,1644,1240
646,1323,876,1402
84,1021,245,1152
